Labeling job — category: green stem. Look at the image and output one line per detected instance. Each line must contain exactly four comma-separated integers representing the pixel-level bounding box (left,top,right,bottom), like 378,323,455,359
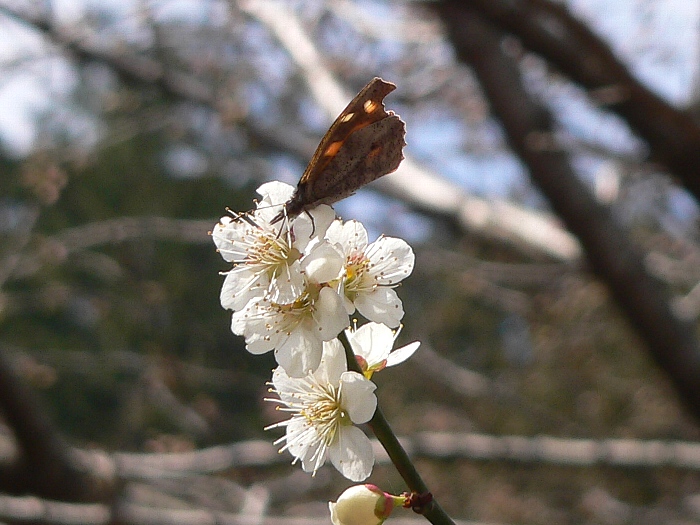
338,331,456,525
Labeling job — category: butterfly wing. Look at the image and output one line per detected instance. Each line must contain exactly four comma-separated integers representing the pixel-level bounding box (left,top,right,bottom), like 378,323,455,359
298,77,398,185
272,77,406,222
298,114,405,205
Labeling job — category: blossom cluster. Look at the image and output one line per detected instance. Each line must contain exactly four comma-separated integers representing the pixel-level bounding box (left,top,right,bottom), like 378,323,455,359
213,181,418,482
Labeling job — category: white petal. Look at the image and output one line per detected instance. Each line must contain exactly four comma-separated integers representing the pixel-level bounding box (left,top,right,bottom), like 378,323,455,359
348,322,394,365
329,425,374,481
286,417,323,469
211,217,235,257
289,213,315,247
244,333,276,355
271,367,298,404
257,181,295,204
268,260,305,304
303,242,344,283
340,372,377,424
307,205,336,238
315,287,350,341
316,339,347,384
230,307,251,336
342,294,355,315
232,304,278,354
289,205,336,250
301,445,328,475
355,288,404,328
324,219,343,242
326,219,368,254
275,328,323,377
220,269,267,311
255,182,295,223
212,217,248,261
386,341,421,367
370,237,415,285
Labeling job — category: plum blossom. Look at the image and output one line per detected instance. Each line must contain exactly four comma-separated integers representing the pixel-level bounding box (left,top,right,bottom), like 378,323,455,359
326,220,414,328
266,339,377,481
213,182,335,310
232,283,349,377
345,322,420,379
214,182,416,378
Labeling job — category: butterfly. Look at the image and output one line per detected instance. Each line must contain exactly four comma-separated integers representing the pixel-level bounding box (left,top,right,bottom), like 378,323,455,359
271,77,406,224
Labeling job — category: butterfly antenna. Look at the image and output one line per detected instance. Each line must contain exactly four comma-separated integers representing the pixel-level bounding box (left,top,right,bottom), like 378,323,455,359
226,207,261,229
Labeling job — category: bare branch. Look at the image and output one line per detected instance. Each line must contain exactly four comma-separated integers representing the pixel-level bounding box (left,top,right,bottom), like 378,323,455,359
0,350,116,501
0,205,40,288
456,0,700,203
435,4,700,419
240,0,581,262
53,217,214,252
0,492,503,525
0,2,583,262
410,431,700,470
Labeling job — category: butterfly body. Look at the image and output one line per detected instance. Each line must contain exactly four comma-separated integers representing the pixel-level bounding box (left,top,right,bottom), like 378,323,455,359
272,78,406,223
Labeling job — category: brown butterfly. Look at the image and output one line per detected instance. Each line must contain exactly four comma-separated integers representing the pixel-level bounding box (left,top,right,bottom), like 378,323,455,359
271,77,406,224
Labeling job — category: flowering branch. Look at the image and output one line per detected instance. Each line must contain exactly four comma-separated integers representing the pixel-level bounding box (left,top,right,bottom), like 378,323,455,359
338,331,455,525
214,181,452,525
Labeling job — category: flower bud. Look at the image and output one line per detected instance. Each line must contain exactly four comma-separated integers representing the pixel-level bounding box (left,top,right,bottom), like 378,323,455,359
329,485,406,525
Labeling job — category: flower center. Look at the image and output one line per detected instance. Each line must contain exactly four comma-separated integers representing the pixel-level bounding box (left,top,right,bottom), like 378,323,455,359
265,284,322,334
345,252,373,297
302,383,349,446
247,230,301,269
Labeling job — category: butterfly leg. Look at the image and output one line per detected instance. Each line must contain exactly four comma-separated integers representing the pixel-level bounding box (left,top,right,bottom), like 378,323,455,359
305,210,317,237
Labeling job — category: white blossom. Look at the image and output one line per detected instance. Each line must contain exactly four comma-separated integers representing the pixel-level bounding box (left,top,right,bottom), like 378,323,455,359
266,339,377,481
326,220,414,328
214,182,418,378
213,182,334,310
346,322,420,378
232,280,349,377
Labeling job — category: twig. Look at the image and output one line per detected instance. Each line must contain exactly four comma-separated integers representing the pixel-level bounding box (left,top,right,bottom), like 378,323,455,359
450,0,700,203
0,493,500,525
338,331,456,525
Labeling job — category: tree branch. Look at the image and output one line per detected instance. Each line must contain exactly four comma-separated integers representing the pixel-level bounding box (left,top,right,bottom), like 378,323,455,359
0,350,115,501
434,4,700,417
456,0,700,202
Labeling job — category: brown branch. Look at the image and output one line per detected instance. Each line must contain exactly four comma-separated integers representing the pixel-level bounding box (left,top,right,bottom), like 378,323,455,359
0,350,115,501
434,5,700,417
5,431,700,483
51,217,213,251
452,0,700,203
0,205,40,290
10,347,247,392
0,6,217,108
411,344,579,431
1,3,587,263
2,429,700,525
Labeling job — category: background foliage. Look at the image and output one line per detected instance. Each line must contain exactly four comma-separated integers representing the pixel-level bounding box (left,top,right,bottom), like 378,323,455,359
1,1,700,524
